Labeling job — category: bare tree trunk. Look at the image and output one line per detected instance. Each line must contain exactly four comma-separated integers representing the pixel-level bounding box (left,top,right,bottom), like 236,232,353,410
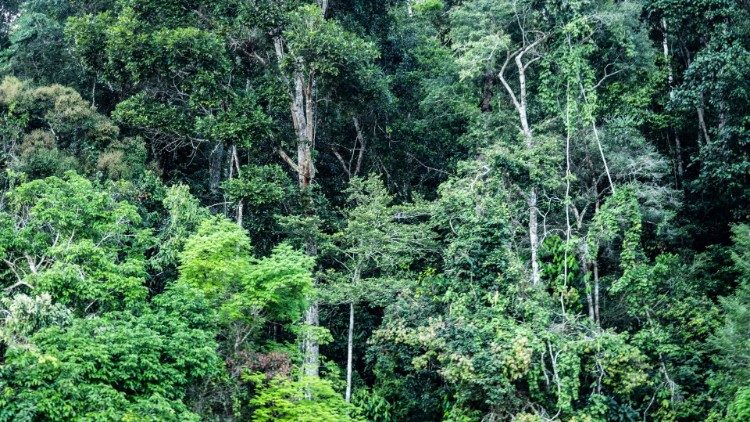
697,101,711,145
302,237,319,377
209,142,225,196
318,0,328,16
674,134,683,182
529,189,540,285
236,200,244,226
303,304,320,378
662,18,673,89
584,263,595,322
228,144,244,225
579,86,615,195
345,302,354,402
498,39,545,286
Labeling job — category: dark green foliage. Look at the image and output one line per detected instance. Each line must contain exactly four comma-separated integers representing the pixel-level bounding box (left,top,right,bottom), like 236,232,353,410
0,0,748,420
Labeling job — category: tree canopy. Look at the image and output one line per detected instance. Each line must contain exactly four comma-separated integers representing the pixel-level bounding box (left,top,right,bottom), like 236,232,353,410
0,0,748,420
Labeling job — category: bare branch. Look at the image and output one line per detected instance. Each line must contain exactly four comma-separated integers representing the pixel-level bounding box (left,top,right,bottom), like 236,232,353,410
4,280,34,293
498,50,523,114
278,149,299,173
331,148,351,179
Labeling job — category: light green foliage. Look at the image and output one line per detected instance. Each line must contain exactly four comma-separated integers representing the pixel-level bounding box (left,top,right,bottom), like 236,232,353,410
247,373,360,421
229,242,314,323
0,293,71,349
179,216,254,298
352,389,393,422
0,283,221,421
0,172,151,313
449,0,511,80
179,216,313,323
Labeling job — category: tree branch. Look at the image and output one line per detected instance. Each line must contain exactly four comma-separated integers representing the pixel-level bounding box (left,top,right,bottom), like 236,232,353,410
278,149,299,173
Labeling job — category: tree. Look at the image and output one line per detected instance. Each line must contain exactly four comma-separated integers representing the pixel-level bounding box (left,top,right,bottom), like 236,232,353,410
709,225,750,419
0,283,222,421
272,2,380,378
247,372,360,422
0,77,143,180
331,175,433,402
0,172,152,313
179,216,313,324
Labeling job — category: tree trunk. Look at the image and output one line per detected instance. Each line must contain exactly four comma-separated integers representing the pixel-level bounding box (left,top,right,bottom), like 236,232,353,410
585,266,595,322
303,302,320,377
275,3,327,379
674,133,683,182
661,18,673,89
697,101,711,145
303,214,320,379
318,0,328,16
209,142,225,196
228,144,244,225
529,188,540,285
345,302,354,402
498,39,545,286
593,259,601,326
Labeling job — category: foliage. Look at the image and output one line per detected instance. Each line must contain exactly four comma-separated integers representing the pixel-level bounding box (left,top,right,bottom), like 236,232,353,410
0,76,138,180
0,0,748,420
0,284,221,421
247,372,360,422
0,172,152,313
179,216,313,324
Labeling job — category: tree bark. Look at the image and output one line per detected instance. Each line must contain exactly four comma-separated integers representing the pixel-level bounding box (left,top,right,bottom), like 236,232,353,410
275,34,320,379
529,189,540,286
697,101,711,145
228,144,244,225
303,301,320,377
345,302,354,402
498,39,545,286
208,142,225,196
318,0,328,17
661,18,673,89
593,259,601,326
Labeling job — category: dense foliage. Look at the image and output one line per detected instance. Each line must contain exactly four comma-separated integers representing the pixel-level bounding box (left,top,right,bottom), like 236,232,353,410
0,0,748,420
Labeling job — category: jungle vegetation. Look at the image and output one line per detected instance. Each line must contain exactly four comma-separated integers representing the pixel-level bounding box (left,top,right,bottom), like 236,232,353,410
0,0,748,420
